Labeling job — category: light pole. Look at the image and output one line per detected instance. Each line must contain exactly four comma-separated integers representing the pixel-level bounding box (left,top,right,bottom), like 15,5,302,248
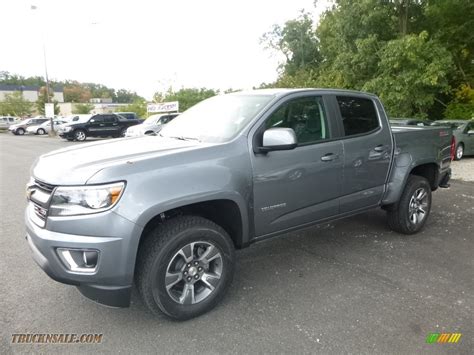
31,4,55,135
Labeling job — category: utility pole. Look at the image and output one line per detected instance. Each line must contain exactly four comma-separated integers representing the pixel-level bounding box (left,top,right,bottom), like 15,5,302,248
31,4,55,135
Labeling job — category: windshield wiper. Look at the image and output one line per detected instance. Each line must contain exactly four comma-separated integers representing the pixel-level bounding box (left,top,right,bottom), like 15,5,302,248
165,135,200,142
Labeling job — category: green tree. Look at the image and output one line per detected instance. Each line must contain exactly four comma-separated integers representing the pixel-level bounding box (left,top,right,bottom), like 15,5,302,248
261,11,320,76
36,87,60,115
444,84,474,119
115,89,143,103
364,32,453,118
153,88,217,112
116,98,147,118
73,103,94,114
0,92,33,117
64,83,92,103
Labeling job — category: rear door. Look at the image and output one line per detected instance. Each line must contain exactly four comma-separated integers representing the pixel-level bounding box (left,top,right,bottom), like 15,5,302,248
105,115,120,135
332,95,393,213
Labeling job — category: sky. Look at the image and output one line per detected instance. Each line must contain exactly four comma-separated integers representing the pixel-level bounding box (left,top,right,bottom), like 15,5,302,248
0,0,331,100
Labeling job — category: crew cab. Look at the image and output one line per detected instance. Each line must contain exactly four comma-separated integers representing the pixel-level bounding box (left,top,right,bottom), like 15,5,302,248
58,113,140,141
25,89,453,320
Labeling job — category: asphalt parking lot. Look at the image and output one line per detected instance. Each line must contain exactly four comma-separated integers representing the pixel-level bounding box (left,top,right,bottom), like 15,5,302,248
1,134,473,354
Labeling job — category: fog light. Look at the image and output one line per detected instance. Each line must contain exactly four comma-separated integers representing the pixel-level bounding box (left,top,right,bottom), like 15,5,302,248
57,248,99,273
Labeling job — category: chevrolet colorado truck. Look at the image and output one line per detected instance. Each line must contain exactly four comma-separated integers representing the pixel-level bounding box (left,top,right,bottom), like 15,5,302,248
25,89,453,320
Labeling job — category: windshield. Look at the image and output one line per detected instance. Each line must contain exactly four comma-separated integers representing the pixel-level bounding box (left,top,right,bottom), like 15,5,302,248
143,115,160,126
160,94,273,143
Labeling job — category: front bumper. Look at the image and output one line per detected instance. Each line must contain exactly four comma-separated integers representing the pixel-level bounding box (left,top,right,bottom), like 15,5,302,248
58,130,74,139
25,204,142,307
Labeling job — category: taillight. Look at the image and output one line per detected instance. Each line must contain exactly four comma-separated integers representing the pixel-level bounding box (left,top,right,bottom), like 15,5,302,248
450,136,456,161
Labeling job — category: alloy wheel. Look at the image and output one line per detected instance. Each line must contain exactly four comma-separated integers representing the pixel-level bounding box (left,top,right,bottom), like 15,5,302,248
165,241,223,305
408,188,429,225
456,145,463,160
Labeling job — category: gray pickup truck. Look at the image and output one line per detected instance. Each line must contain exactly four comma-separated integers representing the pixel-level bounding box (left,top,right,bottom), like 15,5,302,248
25,89,453,320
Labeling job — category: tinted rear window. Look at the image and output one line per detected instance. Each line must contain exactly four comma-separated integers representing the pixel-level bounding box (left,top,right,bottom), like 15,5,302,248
337,96,379,136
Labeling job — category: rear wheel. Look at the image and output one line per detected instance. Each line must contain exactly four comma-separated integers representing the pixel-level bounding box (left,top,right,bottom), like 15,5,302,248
387,175,432,234
136,216,235,320
455,143,464,160
74,130,86,141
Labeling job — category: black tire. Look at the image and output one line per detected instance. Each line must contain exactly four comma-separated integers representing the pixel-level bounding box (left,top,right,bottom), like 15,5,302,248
74,129,87,141
454,143,464,161
387,175,432,234
136,216,235,320
16,128,25,135
37,128,46,135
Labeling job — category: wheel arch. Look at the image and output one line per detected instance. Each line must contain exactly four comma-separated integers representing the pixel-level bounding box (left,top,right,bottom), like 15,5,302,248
137,197,248,254
382,157,439,206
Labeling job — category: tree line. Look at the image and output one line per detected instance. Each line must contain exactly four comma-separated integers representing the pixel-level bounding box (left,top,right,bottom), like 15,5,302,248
260,0,474,120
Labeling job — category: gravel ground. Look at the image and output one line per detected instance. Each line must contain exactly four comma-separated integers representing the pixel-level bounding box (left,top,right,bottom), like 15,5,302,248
451,157,474,182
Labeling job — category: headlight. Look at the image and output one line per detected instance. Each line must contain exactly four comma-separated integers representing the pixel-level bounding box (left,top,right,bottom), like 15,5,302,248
63,126,72,132
49,182,125,216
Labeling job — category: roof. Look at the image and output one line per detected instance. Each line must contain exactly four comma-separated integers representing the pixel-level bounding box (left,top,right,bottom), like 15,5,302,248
230,88,378,98
0,84,63,93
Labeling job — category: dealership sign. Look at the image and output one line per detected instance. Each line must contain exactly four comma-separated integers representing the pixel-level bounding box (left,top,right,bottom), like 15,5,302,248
147,101,179,113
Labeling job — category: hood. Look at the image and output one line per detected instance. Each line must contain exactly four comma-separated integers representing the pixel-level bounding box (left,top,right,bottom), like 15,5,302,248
32,136,200,185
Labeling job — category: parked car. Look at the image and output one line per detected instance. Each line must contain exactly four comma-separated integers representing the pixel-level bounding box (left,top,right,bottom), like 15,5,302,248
25,89,453,320
125,113,179,137
116,112,138,120
8,116,48,135
26,119,67,135
390,118,433,126
58,113,141,141
431,120,474,160
0,116,19,130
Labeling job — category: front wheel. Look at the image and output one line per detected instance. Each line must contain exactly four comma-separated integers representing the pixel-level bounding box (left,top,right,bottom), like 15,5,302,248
454,143,464,160
74,130,86,141
387,175,432,234
16,128,25,135
37,128,46,135
136,216,235,320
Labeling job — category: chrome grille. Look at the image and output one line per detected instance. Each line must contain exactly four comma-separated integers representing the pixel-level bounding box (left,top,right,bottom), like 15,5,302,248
28,179,56,225
34,179,55,193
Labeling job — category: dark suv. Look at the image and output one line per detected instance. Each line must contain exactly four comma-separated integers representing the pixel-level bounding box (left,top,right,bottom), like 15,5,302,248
58,113,140,141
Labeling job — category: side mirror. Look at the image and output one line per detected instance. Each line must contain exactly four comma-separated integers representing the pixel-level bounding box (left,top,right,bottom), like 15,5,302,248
259,128,297,153
468,130,474,136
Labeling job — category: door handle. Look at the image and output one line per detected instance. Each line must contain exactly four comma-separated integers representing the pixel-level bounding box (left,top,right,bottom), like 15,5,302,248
99,124,105,127
374,144,388,152
321,153,339,162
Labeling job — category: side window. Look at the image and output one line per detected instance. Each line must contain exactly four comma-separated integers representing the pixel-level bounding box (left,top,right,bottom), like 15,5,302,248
90,116,104,123
265,96,329,145
104,115,116,123
465,122,474,132
336,96,379,136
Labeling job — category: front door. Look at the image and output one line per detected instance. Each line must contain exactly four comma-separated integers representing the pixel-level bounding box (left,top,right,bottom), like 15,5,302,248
88,116,106,136
250,94,344,237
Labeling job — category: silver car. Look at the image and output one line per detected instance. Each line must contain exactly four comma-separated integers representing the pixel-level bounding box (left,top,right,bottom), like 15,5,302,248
0,116,19,130
26,119,67,135
125,113,178,137
431,120,474,160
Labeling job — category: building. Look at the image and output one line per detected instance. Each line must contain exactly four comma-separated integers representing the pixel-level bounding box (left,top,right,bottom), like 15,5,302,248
0,84,64,103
